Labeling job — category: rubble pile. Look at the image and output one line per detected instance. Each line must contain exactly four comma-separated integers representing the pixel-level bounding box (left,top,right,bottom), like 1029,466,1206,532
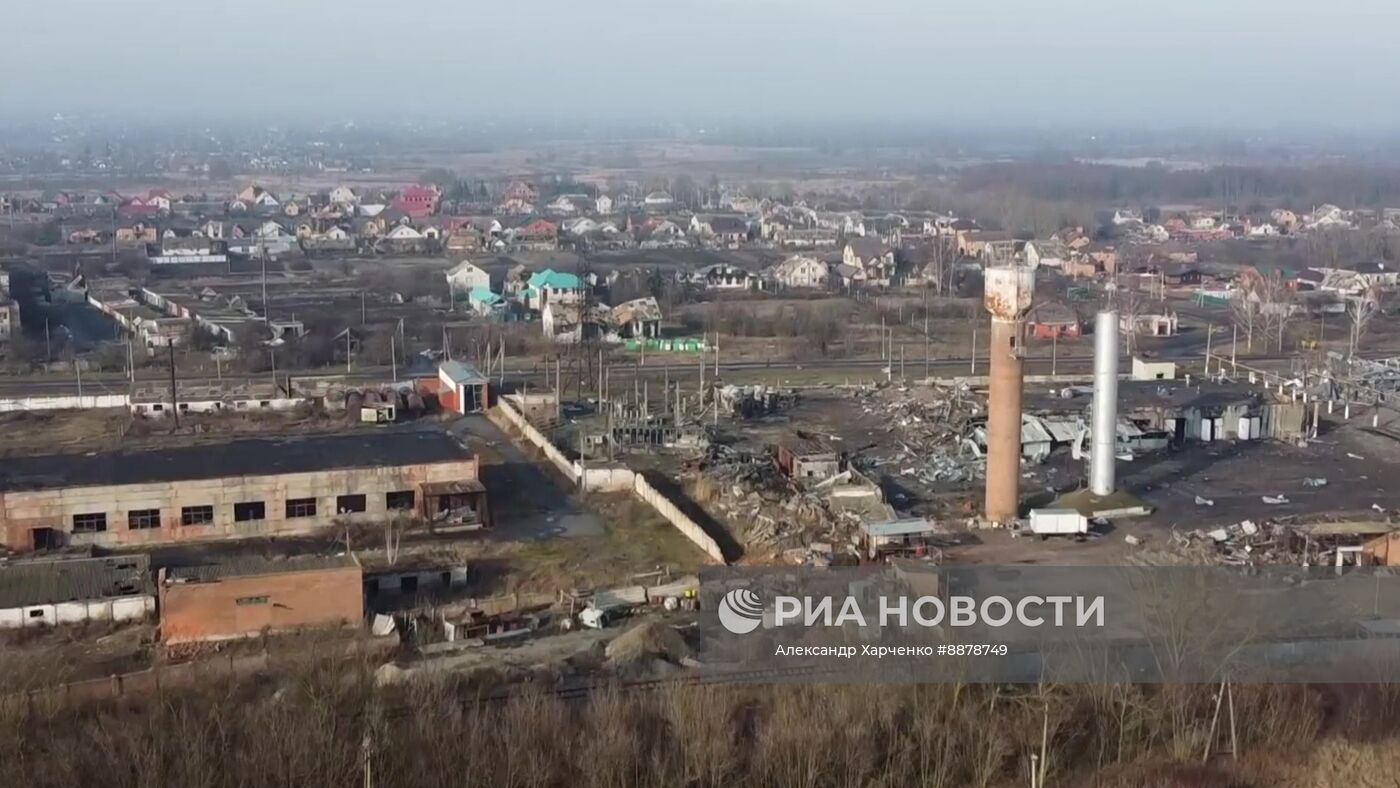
856,385,985,485
688,445,857,557
718,384,798,419
1168,515,1391,566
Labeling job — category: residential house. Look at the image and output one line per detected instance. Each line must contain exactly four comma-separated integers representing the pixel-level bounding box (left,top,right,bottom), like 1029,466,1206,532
1113,209,1142,226
1162,264,1202,286
512,219,558,250
466,287,507,317
1088,248,1119,276
236,185,280,209
391,185,440,218
775,227,840,248
542,301,606,343
843,239,897,285
446,260,492,297
301,224,355,253
503,181,538,204
830,264,867,290
767,255,829,290
1354,261,1400,288
376,223,429,253
691,215,750,247
610,297,662,339
523,269,585,311
1024,240,1069,269
956,229,1014,259
637,218,687,248
562,217,600,236
1026,301,1081,339
692,263,759,291
1270,209,1299,233
595,194,614,214
643,191,674,211
545,194,591,216
115,222,159,244
329,186,359,206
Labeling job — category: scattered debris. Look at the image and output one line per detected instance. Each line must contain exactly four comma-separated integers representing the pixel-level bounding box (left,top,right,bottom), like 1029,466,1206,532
1262,495,1290,505
1124,534,1142,546
1195,495,1215,506
1303,478,1328,488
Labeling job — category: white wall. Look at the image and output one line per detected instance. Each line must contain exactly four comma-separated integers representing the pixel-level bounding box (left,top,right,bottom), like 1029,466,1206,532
0,395,129,412
0,596,154,628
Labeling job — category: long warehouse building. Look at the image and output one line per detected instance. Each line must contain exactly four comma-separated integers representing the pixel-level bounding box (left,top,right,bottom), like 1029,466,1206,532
0,430,488,551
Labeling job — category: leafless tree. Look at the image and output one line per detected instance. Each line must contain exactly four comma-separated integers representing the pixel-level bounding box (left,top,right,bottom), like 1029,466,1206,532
1114,285,1146,357
1348,286,1383,357
1230,269,1294,351
1252,271,1296,352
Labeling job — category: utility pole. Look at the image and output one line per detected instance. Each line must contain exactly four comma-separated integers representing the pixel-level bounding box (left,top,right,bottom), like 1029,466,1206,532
168,342,179,429
360,291,367,325
1205,322,1214,375
346,330,352,373
1052,331,1058,377
970,326,977,375
44,318,51,362
390,333,397,382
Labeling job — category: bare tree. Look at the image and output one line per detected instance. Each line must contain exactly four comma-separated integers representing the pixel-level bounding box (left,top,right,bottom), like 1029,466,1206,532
1115,285,1146,357
1348,286,1383,358
1252,271,1296,352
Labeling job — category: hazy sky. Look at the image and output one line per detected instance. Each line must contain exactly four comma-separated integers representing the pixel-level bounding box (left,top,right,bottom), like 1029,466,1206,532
5,0,1400,127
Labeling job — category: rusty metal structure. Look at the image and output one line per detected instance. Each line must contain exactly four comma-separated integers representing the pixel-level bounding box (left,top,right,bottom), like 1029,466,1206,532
982,264,1036,524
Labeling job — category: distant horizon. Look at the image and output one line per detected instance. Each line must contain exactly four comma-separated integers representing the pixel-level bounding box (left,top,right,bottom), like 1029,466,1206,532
6,0,1400,130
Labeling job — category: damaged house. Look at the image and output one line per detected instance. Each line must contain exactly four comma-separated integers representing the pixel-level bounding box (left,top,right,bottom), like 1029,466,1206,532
609,297,662,339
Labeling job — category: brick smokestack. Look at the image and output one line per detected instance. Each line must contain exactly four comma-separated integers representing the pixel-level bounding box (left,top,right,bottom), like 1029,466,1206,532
982,263,1035,524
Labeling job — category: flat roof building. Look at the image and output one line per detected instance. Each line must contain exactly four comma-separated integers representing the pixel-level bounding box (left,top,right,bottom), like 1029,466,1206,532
159,554,363,645
0,554,155,628
0,430,486,552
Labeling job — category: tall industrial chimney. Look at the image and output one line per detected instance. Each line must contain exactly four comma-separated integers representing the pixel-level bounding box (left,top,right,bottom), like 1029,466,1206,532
982,263,1035,524
1090,310,1120,497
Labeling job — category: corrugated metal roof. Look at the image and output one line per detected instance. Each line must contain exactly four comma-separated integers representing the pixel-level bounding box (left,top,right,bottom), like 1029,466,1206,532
1020,416,1054,445
0,555,152,608
167,554,357,583
863,519,938,538
439,360,488,385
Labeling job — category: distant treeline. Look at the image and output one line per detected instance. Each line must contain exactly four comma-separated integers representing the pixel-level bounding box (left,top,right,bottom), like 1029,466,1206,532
957,162,1400,209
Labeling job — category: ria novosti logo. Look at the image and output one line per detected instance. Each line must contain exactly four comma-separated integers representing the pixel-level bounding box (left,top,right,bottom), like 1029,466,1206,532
717,588,765,634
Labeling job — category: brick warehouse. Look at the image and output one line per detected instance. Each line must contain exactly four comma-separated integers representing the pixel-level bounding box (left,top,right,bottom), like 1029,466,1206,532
0,430,488,552
159,555,363,645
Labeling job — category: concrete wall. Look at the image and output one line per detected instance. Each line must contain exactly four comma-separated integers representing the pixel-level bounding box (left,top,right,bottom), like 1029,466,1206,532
632,474,725,563
0,458,478,551
0,394,129,412
0,595,154,628
160,566,364,645
577,464,635,492
496,397,578,482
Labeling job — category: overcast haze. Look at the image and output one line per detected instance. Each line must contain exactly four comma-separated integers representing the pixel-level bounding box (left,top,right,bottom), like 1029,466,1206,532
5,0,1400,127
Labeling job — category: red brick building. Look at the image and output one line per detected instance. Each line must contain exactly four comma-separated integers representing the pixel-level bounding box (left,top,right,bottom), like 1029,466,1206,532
391,184,441,217
159,555,363,645
1026,300,1082,340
